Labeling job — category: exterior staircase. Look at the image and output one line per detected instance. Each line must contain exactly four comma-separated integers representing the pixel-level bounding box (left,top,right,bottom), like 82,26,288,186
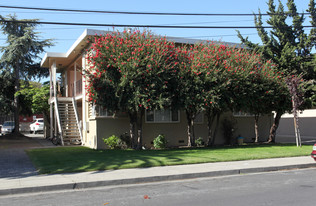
55,98,82,145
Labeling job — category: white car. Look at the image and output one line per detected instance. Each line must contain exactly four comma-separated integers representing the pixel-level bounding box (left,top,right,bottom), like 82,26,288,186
1,121,15,135
30,118,44,134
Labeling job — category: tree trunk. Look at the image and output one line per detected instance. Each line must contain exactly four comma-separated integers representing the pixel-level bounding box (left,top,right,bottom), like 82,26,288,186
267,111,282,143
128,112,137,149
135,110,144,150
186,110,195,147
254,114,259,143
13,63,20,135
206,112,215,147
211,113,221,146
43,112,50,139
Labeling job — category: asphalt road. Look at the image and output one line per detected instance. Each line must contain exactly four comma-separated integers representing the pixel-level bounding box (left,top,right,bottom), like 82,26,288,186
1,168,316,206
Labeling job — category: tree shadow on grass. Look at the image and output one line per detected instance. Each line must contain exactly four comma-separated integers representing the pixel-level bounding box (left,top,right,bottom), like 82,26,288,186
26,143,307,175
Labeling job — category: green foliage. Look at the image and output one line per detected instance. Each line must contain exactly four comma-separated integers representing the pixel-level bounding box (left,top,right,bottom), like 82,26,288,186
237,0,316,106
195,137,204,147
103,135,120,149
120,132,131,148
0,14,53,132
103,135,127,149
85,29,183,149
85,29,181,112
85,28,295,148
0,70,14,114
153,134,167,149
0,15,53,80
15,82,50,116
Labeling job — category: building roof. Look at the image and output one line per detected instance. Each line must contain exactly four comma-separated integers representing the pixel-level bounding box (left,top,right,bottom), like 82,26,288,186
40,29,243,69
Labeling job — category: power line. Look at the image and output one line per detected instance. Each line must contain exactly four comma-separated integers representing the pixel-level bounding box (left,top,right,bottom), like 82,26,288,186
1,19,314,29
0,5,311,16
0,33,262,41
186,33,259,38
31,20,260,30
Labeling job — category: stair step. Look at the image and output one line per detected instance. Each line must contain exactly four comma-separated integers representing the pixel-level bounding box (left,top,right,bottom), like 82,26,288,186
56,99,82,146
63,130,79,133
63,129,79,131
63,136,80,139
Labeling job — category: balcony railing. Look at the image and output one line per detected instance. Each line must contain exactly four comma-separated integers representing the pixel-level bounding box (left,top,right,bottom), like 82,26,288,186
70,79,82,97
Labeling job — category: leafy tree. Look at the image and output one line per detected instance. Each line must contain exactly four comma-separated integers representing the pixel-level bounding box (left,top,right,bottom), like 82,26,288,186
85,29,181,149
237,0,316,142
0,69,14,114
0,14,53,134
175,44,205,146
16,82,50,137
189,43,235,146
286,75,305,147
240,56,288,142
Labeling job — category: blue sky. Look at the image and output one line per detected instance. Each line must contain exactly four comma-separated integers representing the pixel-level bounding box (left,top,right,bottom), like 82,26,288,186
0,0,313,59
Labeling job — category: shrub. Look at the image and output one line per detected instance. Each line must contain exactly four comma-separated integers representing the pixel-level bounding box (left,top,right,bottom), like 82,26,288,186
153,134,166,149
120,132,131,148
195,137,204,147
103,135,121,149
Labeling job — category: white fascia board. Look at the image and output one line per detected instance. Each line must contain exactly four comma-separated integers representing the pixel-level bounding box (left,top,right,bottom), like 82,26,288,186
40,52,67,67
41,28,244,67
281,109,316,118
63,29,108,57
41,29,109,67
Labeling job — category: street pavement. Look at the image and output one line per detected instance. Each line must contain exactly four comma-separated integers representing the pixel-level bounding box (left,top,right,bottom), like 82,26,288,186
0,133,315,196
1,168,315,206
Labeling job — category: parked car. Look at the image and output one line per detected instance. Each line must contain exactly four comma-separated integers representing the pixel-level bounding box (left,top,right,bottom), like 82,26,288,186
1,121,15,135
30,118,44,134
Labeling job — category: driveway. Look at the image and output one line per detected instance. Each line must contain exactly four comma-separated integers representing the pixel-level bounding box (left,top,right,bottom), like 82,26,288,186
0,133,54,178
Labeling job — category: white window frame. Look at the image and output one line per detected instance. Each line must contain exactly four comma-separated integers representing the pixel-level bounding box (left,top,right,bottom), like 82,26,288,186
233,111,255,117
92,104,114,118
145,109,180,123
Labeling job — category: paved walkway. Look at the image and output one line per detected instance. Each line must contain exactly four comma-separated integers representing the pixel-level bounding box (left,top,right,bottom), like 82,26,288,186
0,134,54,179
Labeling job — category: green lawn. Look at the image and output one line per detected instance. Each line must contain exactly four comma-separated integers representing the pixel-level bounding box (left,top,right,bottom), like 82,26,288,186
26,144,312,174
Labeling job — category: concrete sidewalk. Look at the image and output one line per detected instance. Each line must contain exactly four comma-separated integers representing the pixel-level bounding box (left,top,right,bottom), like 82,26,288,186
0,156,315,196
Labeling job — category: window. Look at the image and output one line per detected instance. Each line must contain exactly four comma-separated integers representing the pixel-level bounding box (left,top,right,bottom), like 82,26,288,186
194,112,204,123
146,109,179,123
233,111,254,117
90,104,114,118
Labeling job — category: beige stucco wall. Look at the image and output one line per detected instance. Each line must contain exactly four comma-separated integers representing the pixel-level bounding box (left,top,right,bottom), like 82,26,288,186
96,117,130,149
276,109,316,139
234,114,273,142
85,111,273,150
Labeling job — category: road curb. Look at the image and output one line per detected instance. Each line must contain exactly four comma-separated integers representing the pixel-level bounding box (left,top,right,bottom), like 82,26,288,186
1,163,315,196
